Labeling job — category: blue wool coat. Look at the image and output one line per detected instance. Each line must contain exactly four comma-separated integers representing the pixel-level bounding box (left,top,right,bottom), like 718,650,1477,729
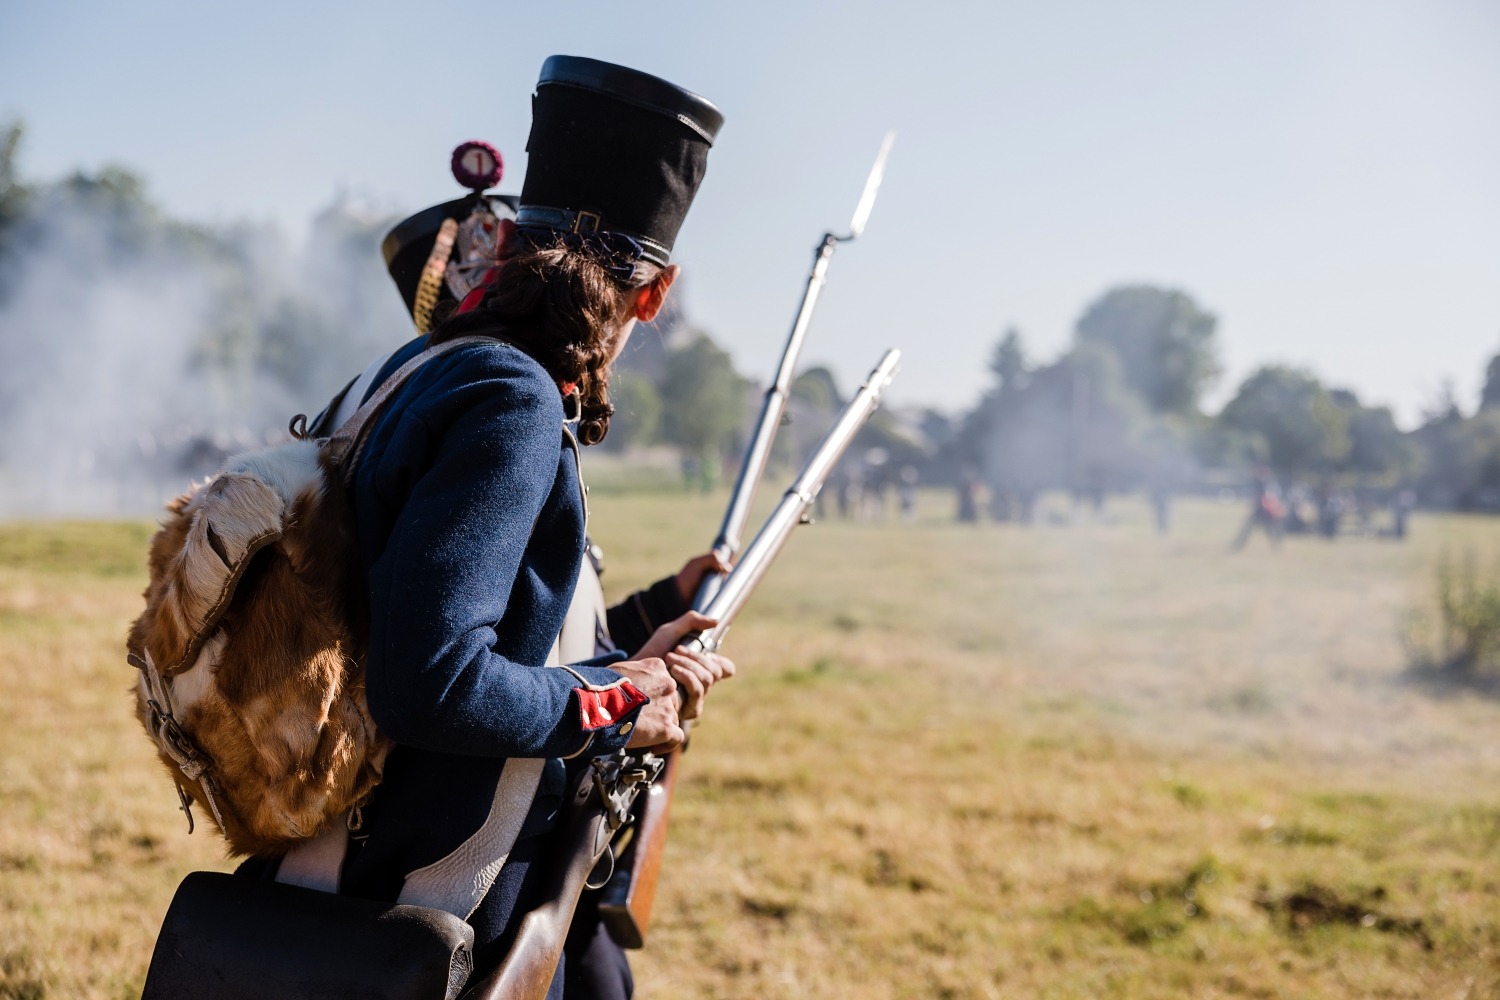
335,335,641,965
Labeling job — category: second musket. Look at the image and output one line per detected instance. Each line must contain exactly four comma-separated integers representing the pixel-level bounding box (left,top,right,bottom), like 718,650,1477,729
688,347,903,653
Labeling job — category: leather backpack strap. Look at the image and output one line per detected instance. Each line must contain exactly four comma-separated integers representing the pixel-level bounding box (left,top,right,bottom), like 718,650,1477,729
327,335,498,480
396,757,547,918
321,332,560,915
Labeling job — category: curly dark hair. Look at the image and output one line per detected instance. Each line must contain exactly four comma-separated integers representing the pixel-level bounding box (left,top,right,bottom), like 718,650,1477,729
430,238,661,445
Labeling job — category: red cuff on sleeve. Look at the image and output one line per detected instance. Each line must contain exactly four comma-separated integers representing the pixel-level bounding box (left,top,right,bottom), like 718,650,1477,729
576,680,649,731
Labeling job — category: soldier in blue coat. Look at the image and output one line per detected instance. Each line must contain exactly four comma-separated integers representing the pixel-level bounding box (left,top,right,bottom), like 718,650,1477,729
370,127,730,998
335,57,731,996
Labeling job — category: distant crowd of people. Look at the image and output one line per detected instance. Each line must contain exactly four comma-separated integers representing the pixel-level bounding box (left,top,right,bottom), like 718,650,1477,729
1231,468,1414,550
826,449,921,523
954,464,1417,545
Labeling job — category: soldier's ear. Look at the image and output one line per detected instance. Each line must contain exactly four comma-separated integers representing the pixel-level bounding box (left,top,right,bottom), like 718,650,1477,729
633,265,679,322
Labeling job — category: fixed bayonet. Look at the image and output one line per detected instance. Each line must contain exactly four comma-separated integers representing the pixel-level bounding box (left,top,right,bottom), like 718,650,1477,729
846,129,895,240
695,132,897,610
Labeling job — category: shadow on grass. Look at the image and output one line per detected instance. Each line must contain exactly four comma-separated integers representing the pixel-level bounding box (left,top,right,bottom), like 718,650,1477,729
1401,659,1500,700
1254,882,1433,951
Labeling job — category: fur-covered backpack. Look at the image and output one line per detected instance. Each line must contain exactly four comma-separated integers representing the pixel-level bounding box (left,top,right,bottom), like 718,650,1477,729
126,336,487,856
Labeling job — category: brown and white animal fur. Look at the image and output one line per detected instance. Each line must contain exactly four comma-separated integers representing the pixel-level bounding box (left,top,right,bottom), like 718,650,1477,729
128,440,390,857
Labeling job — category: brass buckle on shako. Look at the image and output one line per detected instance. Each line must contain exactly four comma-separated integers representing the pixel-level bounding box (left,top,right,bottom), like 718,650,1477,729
572,209,602,234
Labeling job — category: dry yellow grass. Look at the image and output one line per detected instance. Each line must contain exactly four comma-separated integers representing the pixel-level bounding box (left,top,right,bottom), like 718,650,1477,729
0,523,230,1000
2,494,1498,999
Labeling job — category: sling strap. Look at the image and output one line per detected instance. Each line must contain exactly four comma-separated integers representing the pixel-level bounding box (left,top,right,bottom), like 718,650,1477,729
325,334,498,478
276,334,565,915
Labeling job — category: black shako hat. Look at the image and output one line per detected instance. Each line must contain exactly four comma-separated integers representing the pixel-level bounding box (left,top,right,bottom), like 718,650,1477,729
517,55,723,269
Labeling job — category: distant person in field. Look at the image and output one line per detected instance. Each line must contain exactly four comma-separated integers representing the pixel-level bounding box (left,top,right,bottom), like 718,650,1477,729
1145,452,1178,536
862,448,891,521
1150,485,1172,536
1232,467,1286,551
1393,489,1415,540
834,466,856,519
1316,480,1342,539
899,464,919,522
957,467,982,523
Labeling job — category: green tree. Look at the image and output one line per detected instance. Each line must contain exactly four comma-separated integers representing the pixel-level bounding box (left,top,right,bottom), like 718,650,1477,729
658,333,749,465
1074,285,1220,416
980,341,1147,495
1480,350,1500,411
988,326,1029,396
1411,390,1467,508
790,365,841,411
1457,412,1500,507
0,122,26,244
1329,388,1414,483
1219,366,1350,475
0,121,30,302
769,365,843,471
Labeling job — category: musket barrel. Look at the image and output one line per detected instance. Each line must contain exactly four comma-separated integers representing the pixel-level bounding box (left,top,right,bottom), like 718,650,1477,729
691,348,901,649
699,236,836,596
695,134,895,610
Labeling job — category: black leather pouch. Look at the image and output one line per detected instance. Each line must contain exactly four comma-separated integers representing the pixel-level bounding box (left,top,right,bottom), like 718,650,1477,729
141,871,474,1000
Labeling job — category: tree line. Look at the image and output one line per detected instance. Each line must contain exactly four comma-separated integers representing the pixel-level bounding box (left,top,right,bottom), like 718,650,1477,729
2,120,1496,512
930,285,1500,512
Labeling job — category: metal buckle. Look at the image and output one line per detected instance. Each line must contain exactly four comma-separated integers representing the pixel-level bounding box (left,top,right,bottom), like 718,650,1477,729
572,210,601,234
175,782,197,834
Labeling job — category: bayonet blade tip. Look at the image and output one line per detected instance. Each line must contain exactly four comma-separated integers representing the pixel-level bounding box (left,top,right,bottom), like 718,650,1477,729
847,130,897,238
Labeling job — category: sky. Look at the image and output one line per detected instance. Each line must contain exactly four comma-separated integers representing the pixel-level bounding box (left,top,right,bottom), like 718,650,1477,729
2,0,1497,426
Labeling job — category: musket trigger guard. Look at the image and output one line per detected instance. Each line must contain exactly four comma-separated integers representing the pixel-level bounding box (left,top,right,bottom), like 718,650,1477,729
585,841,615,891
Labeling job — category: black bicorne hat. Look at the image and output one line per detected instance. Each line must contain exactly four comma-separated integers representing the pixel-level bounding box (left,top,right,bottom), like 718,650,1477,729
382,193,518,320
518,55,723,269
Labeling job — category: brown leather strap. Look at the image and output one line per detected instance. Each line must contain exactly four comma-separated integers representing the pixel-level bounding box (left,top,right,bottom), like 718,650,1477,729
328,335,498,480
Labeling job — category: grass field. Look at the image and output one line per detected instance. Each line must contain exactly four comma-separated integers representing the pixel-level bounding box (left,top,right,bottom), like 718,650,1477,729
1,492,1498,998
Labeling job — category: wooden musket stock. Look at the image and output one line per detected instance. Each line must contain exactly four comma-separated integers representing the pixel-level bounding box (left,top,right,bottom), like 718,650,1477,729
597,749,679,947
460,750,665,1000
